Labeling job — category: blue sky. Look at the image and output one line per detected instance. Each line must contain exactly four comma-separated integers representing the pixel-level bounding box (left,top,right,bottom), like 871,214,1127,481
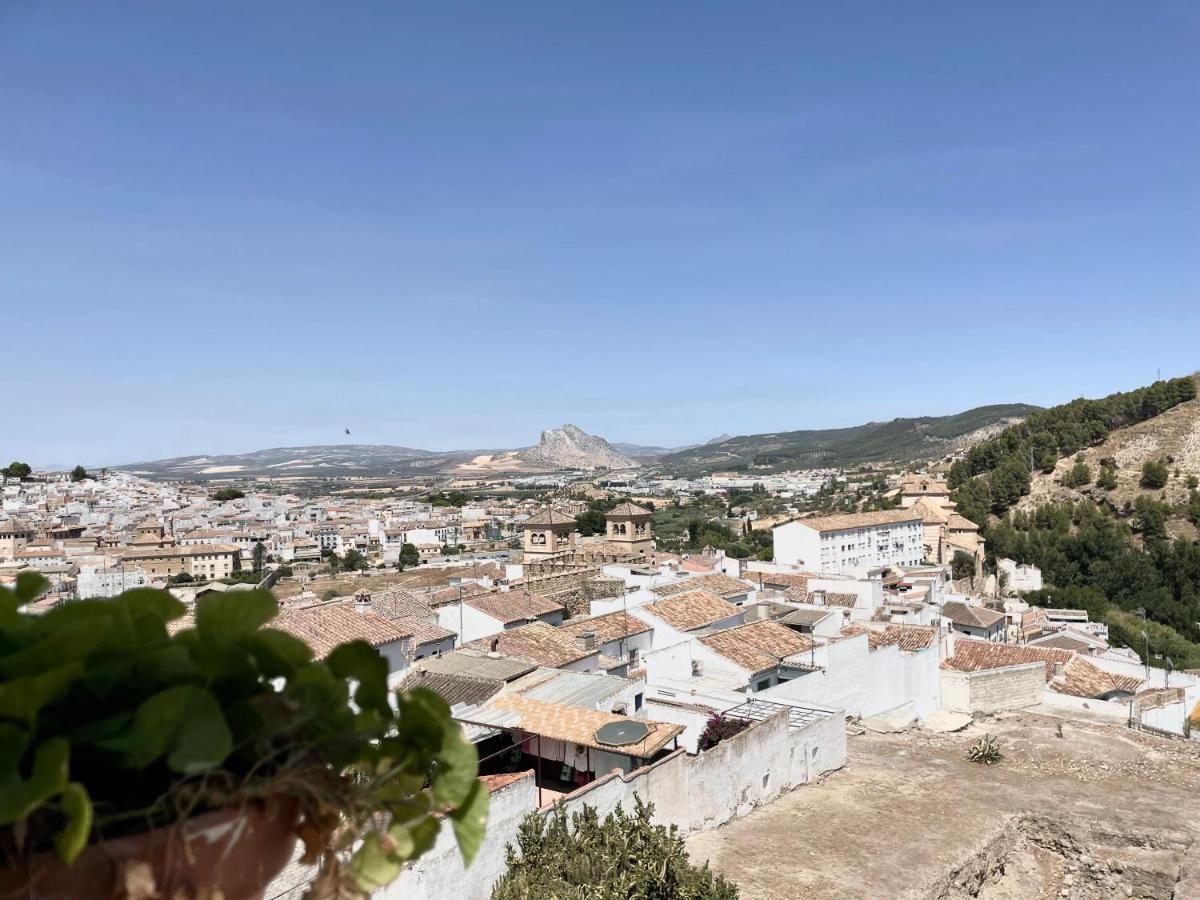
2,2,1197,466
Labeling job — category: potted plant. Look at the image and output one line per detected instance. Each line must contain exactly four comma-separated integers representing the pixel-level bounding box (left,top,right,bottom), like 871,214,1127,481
0,572,486,899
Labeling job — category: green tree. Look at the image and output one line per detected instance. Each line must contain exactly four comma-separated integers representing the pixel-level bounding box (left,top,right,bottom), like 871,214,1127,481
1185,490,1200,526
1141,460,1169,490
399,542,420,570
1097,465,1118,490
951,551,977,581
1062,460,1091,488
252,541,266,573
492,799,737,900
342,548,367,571
70,465,90,482
1187,475,1199,490
212,487,245,502
2,461,32,480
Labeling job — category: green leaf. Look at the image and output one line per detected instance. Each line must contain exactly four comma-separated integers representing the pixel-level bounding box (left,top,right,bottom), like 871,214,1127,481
116,589,186,625
0,664,81,725
431,726,480,807
194,591,278,641
14,571,49,605
327,641,391,716
54,783,92,863
100,686,232,774
240,628,313,678
0,733,69,824
351,831,402,890
449,778,489,867
407,815,441,859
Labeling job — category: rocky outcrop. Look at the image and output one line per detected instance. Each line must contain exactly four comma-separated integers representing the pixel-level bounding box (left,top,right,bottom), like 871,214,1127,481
518,424,639,470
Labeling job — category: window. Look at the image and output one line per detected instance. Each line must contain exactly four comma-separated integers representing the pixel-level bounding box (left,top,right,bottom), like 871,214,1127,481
634,692,644,711
755,678,770,692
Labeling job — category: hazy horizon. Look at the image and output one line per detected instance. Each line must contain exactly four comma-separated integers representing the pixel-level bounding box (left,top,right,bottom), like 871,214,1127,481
4,2,1198,464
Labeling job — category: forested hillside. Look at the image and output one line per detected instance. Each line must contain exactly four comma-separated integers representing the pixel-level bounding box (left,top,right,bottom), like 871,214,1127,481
948,376,1197,525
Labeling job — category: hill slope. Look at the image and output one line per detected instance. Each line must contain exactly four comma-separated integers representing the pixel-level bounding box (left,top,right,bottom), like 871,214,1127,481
658,404,1037,473
1017,373,1200,535
115,445,458,479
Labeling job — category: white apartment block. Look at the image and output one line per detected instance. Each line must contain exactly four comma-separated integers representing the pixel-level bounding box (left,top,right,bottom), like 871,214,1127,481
772,509,924,575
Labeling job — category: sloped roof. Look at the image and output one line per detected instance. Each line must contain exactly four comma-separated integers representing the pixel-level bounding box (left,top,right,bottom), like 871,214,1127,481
781,509,920,533
651,573,752,600
641,590,740,631
874,624,937,652
557,611,652,643
398,670,505,707
465,620,594,668
464,588,563,625
822,591,861,608
606,502,652,519
942,601,1006,629
521,508,577,528
698,621,816,674
942,639,1074,681
271,600,412,660
484,695,682,758
1051,657,1142,699
908,497,951,525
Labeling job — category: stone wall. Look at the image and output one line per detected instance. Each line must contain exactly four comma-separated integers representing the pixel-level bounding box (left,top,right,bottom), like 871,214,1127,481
941,662,1044,714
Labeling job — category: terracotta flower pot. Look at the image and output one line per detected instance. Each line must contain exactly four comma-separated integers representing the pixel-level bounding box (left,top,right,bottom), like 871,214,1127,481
0,797,300,900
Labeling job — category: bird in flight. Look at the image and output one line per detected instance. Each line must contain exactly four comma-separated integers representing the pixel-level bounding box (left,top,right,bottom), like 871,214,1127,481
345,428,351,435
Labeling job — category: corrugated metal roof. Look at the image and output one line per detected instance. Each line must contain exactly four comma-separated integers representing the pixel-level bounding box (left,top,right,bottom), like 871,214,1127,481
418,651,536,682
513,669,632,709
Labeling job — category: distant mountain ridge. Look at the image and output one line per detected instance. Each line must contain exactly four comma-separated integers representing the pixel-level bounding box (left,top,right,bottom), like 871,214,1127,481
113,406,1039,480
658,404,1039,473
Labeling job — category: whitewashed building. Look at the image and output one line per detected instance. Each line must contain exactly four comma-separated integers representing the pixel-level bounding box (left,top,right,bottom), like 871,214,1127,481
772,510,923,575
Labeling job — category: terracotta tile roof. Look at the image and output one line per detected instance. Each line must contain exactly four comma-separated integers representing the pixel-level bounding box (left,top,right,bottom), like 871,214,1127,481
557,611,652,644
463,588,563,624
698,621,817,674
650,573,752,600
942,601,1006,629
783,509,920,533
606,502,652,518
486,695,683,758
393,615,456,646
822,591,860,608
641,590,740,631
465,621,594,668
521,507,577,528
272,600,412,660
368,587,433,619
874,624,937,652
908,497,951,524
754,572,811,591
1051,657,1142,698
946,514,979,531
942,639,1074,681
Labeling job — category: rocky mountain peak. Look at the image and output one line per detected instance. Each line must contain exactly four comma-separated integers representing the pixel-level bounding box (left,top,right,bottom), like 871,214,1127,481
518,424,640,470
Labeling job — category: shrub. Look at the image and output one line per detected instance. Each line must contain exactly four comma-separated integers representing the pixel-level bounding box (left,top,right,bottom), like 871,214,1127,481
1062,460,1091,488
697,712,750,751
492,798,738,899
1141,460,1169,490
0,574,485,895
967,733,1003,765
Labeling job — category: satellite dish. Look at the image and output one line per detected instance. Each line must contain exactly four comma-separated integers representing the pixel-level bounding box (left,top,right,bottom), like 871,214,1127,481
595,720,650,747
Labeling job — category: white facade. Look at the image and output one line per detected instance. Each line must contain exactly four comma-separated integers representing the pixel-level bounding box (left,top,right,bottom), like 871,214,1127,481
77,567,149,599
773,515,923,575
997,557,1043,594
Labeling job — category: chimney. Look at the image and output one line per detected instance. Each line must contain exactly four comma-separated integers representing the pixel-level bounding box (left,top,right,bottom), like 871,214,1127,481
354,589,371,615
1053,662,1065,678
575,630,597,652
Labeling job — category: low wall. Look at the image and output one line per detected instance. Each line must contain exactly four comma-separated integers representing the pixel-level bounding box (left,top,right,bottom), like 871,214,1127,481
381,708,846,900
941,662,1044,714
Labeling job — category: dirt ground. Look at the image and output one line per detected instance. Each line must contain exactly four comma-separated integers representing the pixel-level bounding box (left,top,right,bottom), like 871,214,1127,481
686,712,1200,899
273,564,484,598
